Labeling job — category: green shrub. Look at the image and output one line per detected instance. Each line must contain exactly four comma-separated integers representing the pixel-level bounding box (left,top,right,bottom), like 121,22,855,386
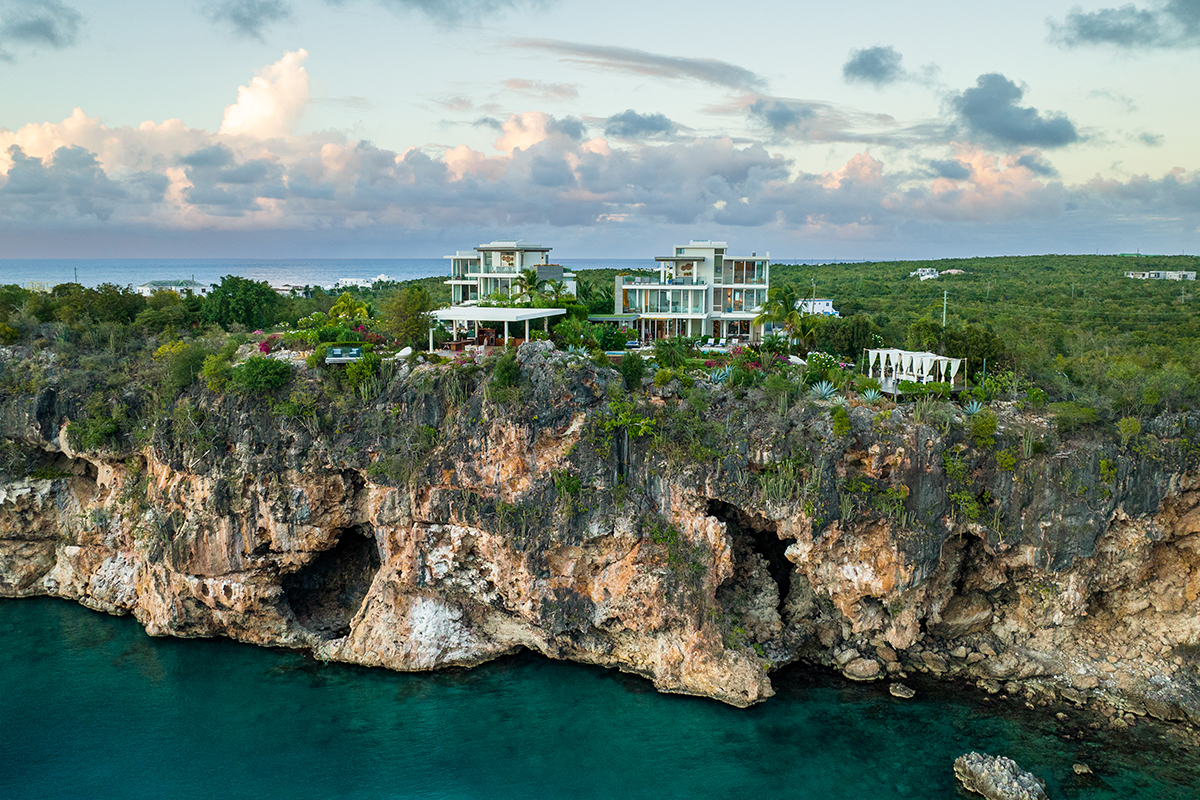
619,351,646,391
996,448,1018,471
67,395,120,451
832,405,851,436
492,351,520,389
229,356,293,394
1049,401,1099,433
346,352,382,389
154,340,208,394
970,411,998,449
654,368,674,387
0,323,18,344
1117,416,1142,448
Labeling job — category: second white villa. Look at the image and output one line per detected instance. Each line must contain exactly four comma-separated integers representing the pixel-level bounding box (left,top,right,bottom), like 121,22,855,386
444,239,576,304
613,240,770,343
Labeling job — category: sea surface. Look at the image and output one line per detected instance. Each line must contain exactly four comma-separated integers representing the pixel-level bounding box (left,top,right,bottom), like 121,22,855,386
1,598,1197,799
0,258,859,290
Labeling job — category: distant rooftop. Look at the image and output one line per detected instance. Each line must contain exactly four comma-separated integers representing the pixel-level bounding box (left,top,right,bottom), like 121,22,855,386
138,279,205,288
476,239,551,251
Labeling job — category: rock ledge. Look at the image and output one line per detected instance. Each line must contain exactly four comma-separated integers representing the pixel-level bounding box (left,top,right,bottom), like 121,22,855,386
953,752,1047,800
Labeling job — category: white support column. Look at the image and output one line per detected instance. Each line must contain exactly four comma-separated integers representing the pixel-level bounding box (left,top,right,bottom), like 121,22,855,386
525,319,529,341
544,317,548,333
429,326,434,352
504,320,509,345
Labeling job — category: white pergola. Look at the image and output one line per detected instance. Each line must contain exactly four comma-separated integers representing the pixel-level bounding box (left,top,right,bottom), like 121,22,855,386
429,306,567,351
865,349,963,390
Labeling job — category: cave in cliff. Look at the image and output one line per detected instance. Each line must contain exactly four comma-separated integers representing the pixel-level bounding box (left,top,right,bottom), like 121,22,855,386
708,499,793,612
282,526,381,638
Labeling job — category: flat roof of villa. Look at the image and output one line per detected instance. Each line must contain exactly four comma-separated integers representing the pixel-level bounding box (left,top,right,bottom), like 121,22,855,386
432,306,567,322
475,240,551,251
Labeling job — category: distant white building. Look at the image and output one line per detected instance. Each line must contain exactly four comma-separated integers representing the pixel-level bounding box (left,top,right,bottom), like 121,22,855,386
909,268,939,281
136,279,209,297
444,239,576,304
797,298,839,317
324,274,394,291
1125,270,1196,281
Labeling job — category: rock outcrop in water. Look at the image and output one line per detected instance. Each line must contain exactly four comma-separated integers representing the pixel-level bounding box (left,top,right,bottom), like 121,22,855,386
954,752,1047,800
2,341,1200,719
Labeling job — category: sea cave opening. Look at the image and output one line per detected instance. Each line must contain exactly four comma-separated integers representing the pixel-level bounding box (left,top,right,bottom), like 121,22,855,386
282,525,381,639
707,499,793,612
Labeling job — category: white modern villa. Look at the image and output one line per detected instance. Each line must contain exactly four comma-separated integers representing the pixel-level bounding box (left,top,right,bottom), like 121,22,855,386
444,239,576,304
136,279,209,298
613,240,770,343
798,298,839,317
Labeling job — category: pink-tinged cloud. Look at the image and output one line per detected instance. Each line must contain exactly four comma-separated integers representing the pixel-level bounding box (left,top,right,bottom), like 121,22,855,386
220,49,311,139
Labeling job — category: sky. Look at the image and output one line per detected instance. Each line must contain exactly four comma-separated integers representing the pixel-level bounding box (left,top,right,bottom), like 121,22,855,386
1,0,1199,260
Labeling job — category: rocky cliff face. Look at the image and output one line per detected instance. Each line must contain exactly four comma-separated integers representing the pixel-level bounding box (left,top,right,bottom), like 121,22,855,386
2,341,1199,723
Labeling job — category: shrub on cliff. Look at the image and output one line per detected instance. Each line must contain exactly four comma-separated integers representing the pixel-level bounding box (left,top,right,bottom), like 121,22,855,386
229,356,292,394
619,351,646,391
969,411,998,449
153,340,208,395
1049,401,1100,434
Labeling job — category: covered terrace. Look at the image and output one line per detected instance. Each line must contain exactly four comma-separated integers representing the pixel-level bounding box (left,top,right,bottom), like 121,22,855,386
430,306,566,352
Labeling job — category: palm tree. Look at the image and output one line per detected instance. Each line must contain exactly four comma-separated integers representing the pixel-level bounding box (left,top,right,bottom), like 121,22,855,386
512,268,544,302
753,283,801,338
541,279,573,305
784,310,821,357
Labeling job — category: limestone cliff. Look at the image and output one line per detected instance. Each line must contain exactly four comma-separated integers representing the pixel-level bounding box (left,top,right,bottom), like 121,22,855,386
2,341,1199,722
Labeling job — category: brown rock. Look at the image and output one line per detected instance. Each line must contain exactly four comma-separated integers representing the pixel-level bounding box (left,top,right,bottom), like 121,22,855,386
930,593,993,638
843,658,882,681
921,651,949,673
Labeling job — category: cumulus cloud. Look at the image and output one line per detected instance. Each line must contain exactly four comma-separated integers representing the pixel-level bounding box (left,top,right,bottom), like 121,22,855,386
603,110,676,139
951,74,1080,148
0,0,82,60
842,46,905,87
1050,0,1200,48
513,39,767,92
219,49,311,138
205,0,292,40
0,144,166,223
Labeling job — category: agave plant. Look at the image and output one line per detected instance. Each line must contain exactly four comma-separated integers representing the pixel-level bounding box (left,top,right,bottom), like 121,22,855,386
709,365,732,384
566,345,590,358
861,388,883,404
963,399,985,416
808,380,838,400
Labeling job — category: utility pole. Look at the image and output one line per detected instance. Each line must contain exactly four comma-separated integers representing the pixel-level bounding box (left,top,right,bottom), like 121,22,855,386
942,290,948,327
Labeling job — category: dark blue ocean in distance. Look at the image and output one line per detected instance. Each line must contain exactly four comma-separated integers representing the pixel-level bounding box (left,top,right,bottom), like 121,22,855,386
0,258,860,290
1,599,1197,799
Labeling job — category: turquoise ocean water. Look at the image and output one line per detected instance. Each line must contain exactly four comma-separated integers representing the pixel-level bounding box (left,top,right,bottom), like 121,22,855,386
1,598,1196,799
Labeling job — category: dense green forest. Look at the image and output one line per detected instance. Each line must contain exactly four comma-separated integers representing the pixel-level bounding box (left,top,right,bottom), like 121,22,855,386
757,255,1200,416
